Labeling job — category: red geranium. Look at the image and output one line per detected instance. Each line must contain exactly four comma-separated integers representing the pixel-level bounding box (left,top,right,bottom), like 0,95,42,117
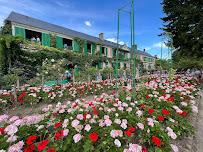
89,132,98,141
0,128,5,134
152,136,162,146
53,113,58,117
157,116,164,121
162,109,169,115
142,146,148,152
47,148,56,152
182,111,187,116
54,122,62,128
37,139,49,151
84,113,89,119
26,135,38,145
125,130,132,136
148,108,155,114
93,110,98,115
55,130,63,140
129,126,135,132
140,104,145,109
20,100,25,104
24,145,36,152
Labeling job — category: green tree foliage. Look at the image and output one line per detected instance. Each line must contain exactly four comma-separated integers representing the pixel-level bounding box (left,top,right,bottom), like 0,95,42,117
50,34,56,48
155,58,170,71
0,20,12,35
161,0,203,58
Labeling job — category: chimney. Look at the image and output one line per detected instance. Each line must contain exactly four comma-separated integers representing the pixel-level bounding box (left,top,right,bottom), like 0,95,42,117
143,49,145,52
132,45,137,50
99,33,104,40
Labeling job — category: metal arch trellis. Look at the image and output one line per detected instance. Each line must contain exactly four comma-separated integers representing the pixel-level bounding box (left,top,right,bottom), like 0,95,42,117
160,34,174,77
115,0,136,100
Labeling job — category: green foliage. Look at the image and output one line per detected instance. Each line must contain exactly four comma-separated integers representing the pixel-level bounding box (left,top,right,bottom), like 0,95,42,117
161,0,203,58
73,37,85,53
155,58,169,71
50,34,56,48
102,67,114,80
0,20,12,35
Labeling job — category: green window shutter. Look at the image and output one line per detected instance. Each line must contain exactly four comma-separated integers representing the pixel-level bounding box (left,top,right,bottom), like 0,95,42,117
47,34,50,47
56,36,63,49
100,46,102,54
98,62,101,69
123,52,125,58
84,42,87,53
56,36,59,48
74,40,79,51
42,33,46,46
92,44,95,54
15,26,25,39
75,68,78,74
106,48,108,56
138,55,140,60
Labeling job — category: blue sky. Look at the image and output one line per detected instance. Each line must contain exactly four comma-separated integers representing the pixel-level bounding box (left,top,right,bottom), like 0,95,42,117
0,0,169,57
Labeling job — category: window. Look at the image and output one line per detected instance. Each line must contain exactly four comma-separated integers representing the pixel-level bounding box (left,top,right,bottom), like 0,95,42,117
144,57,147,62
138,55,140,60
102,47,105,54
149,58,151,62
113,49,116,57
87,43,91,53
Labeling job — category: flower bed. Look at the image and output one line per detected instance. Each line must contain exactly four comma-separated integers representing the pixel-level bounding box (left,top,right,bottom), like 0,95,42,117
0,75,200,152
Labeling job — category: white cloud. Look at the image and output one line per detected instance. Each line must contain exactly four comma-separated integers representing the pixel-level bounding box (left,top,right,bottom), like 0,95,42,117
85,21,91,26
106,38,125,45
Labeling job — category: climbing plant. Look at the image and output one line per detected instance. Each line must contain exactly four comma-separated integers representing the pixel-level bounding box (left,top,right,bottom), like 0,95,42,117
73,37,85,53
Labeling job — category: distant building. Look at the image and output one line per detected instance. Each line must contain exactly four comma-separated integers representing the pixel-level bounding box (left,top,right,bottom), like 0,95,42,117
6,11,155,70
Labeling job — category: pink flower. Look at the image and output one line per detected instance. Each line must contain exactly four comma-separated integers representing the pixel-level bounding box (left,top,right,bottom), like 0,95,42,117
170,144,178,152
77,114,84,120
59,109,65,113
105,119,112,126
0,114,8,122
129,143,142,152
137,123,144,130
89,119,96,124
8,140,24,152
5,125,18,135
136,110,142,117
181,102,187,107
110,130,118,138
37,125,44,131
71,120,80,128
6,135,18,142
84,124,91,132
62,119,69,128
121,122,127,129
51,59,55,62
104,115,109,120
118,107,124,111
73,134,81,143
126,96,131,101
13,119,24,126
53,65,56,67
63,129,69,136
86,114,91,119
99,120,105,127
114,139,121,147
126,107,132,112
36,73,40,76
114,119,121,124
123,149,130,152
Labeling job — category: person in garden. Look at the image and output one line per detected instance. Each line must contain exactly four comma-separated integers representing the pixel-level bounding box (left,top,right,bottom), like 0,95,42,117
97,70,102,81
36,35,41,44
65,70,72,83
123,70,126,79
31,36,36,43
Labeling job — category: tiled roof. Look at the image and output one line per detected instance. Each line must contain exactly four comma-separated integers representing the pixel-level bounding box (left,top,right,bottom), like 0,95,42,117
7,11,154,57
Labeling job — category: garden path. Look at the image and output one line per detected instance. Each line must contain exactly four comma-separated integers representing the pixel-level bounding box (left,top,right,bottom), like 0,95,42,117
196,90,203,152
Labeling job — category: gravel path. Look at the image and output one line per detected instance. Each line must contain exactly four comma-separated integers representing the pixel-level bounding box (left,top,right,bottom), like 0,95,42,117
197,90,203,152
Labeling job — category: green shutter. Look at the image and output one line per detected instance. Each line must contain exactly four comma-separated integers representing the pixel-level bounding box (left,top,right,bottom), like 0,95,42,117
42,33,50,47
56,36,63,49
15,26,25,39
106,48,108,56
92,44,95,54
100,46,102,54
98,62,101,69
75,68,78,74
84,42,87,53
74,40,79,51
123,52,125,58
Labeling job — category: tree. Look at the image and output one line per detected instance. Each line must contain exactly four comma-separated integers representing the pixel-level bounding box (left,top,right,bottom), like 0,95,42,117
0,20,12,35
161,0,203,58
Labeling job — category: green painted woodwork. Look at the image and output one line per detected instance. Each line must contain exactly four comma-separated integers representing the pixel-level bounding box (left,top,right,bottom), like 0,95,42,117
113,49,116,57
74,40,79,51
144,57,147,62
100,46,102,54
148,65,151,70
56,36,63,49
15,26,25,38
123,52,126,59
75,68,78,74
42,33,50,47
84,42,87,53
45,80,68,86
92,44,95,54
106,48,108,56
65,65,69,70
138,55,140,60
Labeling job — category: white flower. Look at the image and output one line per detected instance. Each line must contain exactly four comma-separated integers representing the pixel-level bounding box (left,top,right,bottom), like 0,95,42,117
114,139,121,147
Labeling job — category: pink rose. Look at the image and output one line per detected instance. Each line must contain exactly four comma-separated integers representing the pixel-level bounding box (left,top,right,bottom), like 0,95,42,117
105,119,112,126
110,130,118,138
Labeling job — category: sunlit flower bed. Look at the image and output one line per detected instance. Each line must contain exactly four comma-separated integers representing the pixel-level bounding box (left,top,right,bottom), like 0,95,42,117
0,75,200,152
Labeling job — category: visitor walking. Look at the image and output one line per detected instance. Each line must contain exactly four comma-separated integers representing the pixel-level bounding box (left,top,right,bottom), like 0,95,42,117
97,71,102,81
65,70,72,83
36,35,41,44
123,70,126,79
31,36,36,44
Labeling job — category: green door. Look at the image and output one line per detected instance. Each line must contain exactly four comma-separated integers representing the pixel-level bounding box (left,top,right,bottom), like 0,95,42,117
100,46,102,54
92,44,95,54
56,36,63,49
106,48,108,56
84,42,87,53
74,40,79,51
15,26,26,39
42,33,50,47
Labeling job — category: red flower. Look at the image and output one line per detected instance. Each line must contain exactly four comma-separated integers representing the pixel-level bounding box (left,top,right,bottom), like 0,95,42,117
125,130,132,136
182,111,187,116
55,130,63,140
146,96,150,98
140,104,145,109
142,146,148,152
47,148,56,152
93,110,98,115
162,109,169,115
89,132,98,141
157,116,164,121
26,135,38,145
24,145,36,152
37,139,49,151
12,104,15,106
20,100,25,104
152,136,162,146
54,122,62,128
129,126,135,132
53,113,57,117
148,108,155,114
0,128,5,134
84,113,89,119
